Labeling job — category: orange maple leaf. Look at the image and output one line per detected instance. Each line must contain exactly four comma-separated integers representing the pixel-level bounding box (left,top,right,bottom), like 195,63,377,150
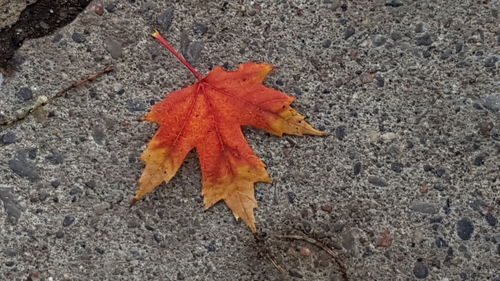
131,31,325,232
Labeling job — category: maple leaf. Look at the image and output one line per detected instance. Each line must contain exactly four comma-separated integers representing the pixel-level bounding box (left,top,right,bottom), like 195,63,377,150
131,31,326,232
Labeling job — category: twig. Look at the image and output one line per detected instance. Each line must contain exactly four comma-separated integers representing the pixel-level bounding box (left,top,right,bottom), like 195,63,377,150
275,234,349,281
0,65,113,127
254,233,289,276
264,252,288,275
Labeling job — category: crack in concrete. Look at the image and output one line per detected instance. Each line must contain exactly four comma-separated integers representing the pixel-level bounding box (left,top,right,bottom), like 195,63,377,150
0,0,91,68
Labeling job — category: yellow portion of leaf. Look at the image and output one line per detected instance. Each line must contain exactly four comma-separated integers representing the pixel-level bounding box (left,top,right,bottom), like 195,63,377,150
202,166,271,233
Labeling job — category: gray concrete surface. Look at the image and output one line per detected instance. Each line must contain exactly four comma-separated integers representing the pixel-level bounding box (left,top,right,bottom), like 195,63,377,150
0,0,36,30
1,0,499,280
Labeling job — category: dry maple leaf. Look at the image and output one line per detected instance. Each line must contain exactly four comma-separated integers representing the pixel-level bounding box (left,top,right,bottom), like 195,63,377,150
131,31,326,232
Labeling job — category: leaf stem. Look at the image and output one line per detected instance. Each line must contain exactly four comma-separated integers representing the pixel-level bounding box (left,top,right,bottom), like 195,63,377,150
151,30,203,81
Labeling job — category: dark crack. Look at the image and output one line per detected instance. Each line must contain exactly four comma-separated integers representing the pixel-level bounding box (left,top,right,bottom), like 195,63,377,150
0,0,92,68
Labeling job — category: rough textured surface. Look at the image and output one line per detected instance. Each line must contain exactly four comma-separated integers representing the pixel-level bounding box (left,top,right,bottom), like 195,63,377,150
0,0,37,29
0,0,499,280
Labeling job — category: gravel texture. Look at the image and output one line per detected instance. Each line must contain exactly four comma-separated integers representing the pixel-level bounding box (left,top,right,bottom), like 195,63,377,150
0,1,499,281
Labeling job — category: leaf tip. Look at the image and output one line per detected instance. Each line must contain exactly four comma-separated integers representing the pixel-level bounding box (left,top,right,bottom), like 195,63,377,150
151,29,160,39
249,224,257,233
129,198,140,208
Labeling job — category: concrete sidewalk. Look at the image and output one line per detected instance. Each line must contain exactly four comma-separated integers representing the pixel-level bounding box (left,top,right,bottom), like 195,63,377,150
1,0,499,280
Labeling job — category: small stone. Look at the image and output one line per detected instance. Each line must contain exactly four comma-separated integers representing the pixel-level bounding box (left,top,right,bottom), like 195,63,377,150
5,261,15,267
334,78,344,87
353,162,362,175
38,192,49,202
126,100,147,112
287,192,296,204
375,75,385,87
381,132,397,141
440,50,452,60
456,218,474,240
368,176,388,187
206,240,216,252
344,27,355,40
391,31,402,41
332,223,344,232
473,103,484,110
94,202,110,215
335,126,346,140
55,230,64,239
0,187,22,225
153,234,163,243
422,50,431,58
484,56,498,68
17,87,33,101
359,73,375,84
385,0,403,7
434,168,446,177
411,202,440,214
413,261,429,279
53,33,63,43
69,187,82,195
12,55,26,65
485,212,497,226
28,148,37,159
478,121,494,136
452,61,466,68
415,23,426,33
177,272,185,280
92,126,106,145
289,270,303,278
93,3,104,15
435,237,448,248
9,154,40,181
1,132,17,144
339,19,349,25
95,247,105,254
185,41,203,65
321,205,333,213
455,43,463,53
473,155,485,166
63,215,75,227
4,249,17,258
39,21,50,29
372,35,386,47
104,38,123,59
85,180,96,189
434,184,446,191
193,23,208,34
71,32,86,43
342,231,356,253
322,39,332,48
300,247,311,256
51,180,60,188
423,164,433,172
390,162,403,173
105,3,116,12
47,150,64,165
158,7,175,31
416,34,433,46
482,94,500,112
469,199,485,212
